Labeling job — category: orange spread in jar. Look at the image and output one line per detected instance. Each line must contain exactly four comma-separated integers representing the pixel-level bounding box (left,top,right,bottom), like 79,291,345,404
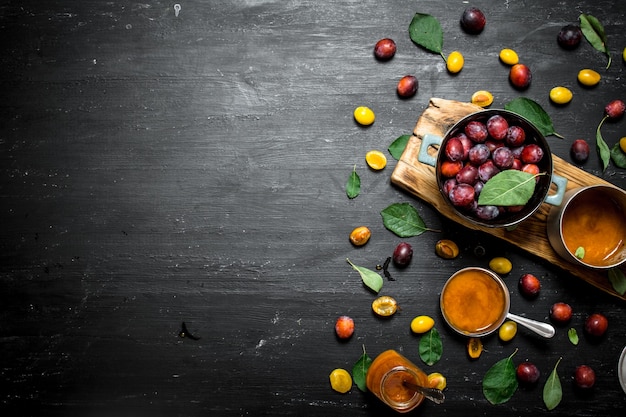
441,269,506,334
366,350,428,413
562,189,626,266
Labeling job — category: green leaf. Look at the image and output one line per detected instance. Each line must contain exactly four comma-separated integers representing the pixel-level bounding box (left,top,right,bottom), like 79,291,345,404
579,14,611,69
596,117,611,171
352,345,373,392
380,203,429,237
482,350,518,405
408,13,444,55
608,268,626,295
346,165,360,199
505,97,562,138
543,357,563,411
610,143,626,168
388,134,411,160
477,170,539,206
575,246,585,260
568,328,579,345
419,327,443,366
346,258,383,293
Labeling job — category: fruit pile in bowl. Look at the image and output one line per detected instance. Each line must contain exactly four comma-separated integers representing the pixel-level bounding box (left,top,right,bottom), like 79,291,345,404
435,109,562,228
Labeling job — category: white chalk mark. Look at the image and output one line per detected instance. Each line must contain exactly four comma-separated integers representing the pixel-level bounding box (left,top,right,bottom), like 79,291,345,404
174,4,181,17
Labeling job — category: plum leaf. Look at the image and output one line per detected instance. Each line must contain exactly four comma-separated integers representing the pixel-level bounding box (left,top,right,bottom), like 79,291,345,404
409,13,444,58
579,14,611,69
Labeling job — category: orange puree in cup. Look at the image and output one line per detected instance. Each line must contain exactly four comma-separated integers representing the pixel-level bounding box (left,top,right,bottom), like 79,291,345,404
441,268,507,335
366,350,428,413
562,189,626,267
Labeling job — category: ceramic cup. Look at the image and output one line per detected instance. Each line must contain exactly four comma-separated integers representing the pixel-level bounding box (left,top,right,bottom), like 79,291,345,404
546,184,626,269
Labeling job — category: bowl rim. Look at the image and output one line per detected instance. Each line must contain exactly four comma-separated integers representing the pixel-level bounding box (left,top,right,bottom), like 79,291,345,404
617,346,626,393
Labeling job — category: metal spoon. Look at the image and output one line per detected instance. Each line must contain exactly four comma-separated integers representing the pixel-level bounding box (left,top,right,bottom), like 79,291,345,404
507,312,555,338
402,380,445,404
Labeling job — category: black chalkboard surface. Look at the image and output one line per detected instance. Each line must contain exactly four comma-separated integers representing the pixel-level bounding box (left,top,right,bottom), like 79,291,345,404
1,1,625,416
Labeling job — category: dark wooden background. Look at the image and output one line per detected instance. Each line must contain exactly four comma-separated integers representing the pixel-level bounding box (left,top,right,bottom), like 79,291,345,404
1,1,625,416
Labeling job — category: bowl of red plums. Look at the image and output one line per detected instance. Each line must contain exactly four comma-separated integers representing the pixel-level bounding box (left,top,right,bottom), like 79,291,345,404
418,109,567,228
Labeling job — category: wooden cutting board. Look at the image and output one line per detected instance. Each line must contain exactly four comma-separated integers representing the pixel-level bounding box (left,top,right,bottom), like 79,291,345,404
391,97,626,301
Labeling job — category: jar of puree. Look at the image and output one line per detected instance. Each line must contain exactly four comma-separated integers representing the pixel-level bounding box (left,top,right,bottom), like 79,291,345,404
366,350,428,413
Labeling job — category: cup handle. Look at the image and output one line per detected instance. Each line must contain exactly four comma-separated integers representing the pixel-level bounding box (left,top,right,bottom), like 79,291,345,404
544,174,567,206
417,134,443,167
506,312,555,338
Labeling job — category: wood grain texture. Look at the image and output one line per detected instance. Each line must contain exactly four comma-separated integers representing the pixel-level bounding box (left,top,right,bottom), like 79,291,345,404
391,98,625,300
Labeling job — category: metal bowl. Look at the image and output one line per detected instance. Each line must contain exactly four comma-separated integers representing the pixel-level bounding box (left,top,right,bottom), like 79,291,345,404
434,109,560,228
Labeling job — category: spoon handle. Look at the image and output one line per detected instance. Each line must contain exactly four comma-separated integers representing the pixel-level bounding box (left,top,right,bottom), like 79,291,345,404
507,312,555,338
403,381,445,404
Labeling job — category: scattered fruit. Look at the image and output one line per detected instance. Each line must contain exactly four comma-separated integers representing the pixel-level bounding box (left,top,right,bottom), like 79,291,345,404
570,139,590,163
584,313,608,337
521,163,539,176
445,136,465,161
549,86,573,104
509,63,532,89
460,7,486,34
506,125,526,147
335,316,355,339
353,106,375,126
435,239,459,259
489,257,512,274
577,69,601,87
427,372,447,390
518,273,541,298
372,295,398,317
365,150,387,170
465,120,489,142
498,320,517,342
440,160,463,177
349,226,371,246
467,337,483,359
574,365,596,389
557,24,583,49
604,99,626,120
456,164,479,184
393,242,413,267
329,368,352,393
487,115,509,140
499,48,519,65
520,143,544,164
471,90,494,107
448,183,475,207
492,147,514,169
397,75,418,98
374,38,396,60
446,51,464,74
410,315,435,334
620,137,626,153
550,302,573,323
516,362,541,385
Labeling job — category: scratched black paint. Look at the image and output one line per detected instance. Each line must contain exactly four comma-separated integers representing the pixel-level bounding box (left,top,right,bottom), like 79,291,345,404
0,1,625,416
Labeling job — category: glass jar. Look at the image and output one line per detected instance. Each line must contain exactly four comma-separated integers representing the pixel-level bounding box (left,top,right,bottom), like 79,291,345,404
366,350,428,413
